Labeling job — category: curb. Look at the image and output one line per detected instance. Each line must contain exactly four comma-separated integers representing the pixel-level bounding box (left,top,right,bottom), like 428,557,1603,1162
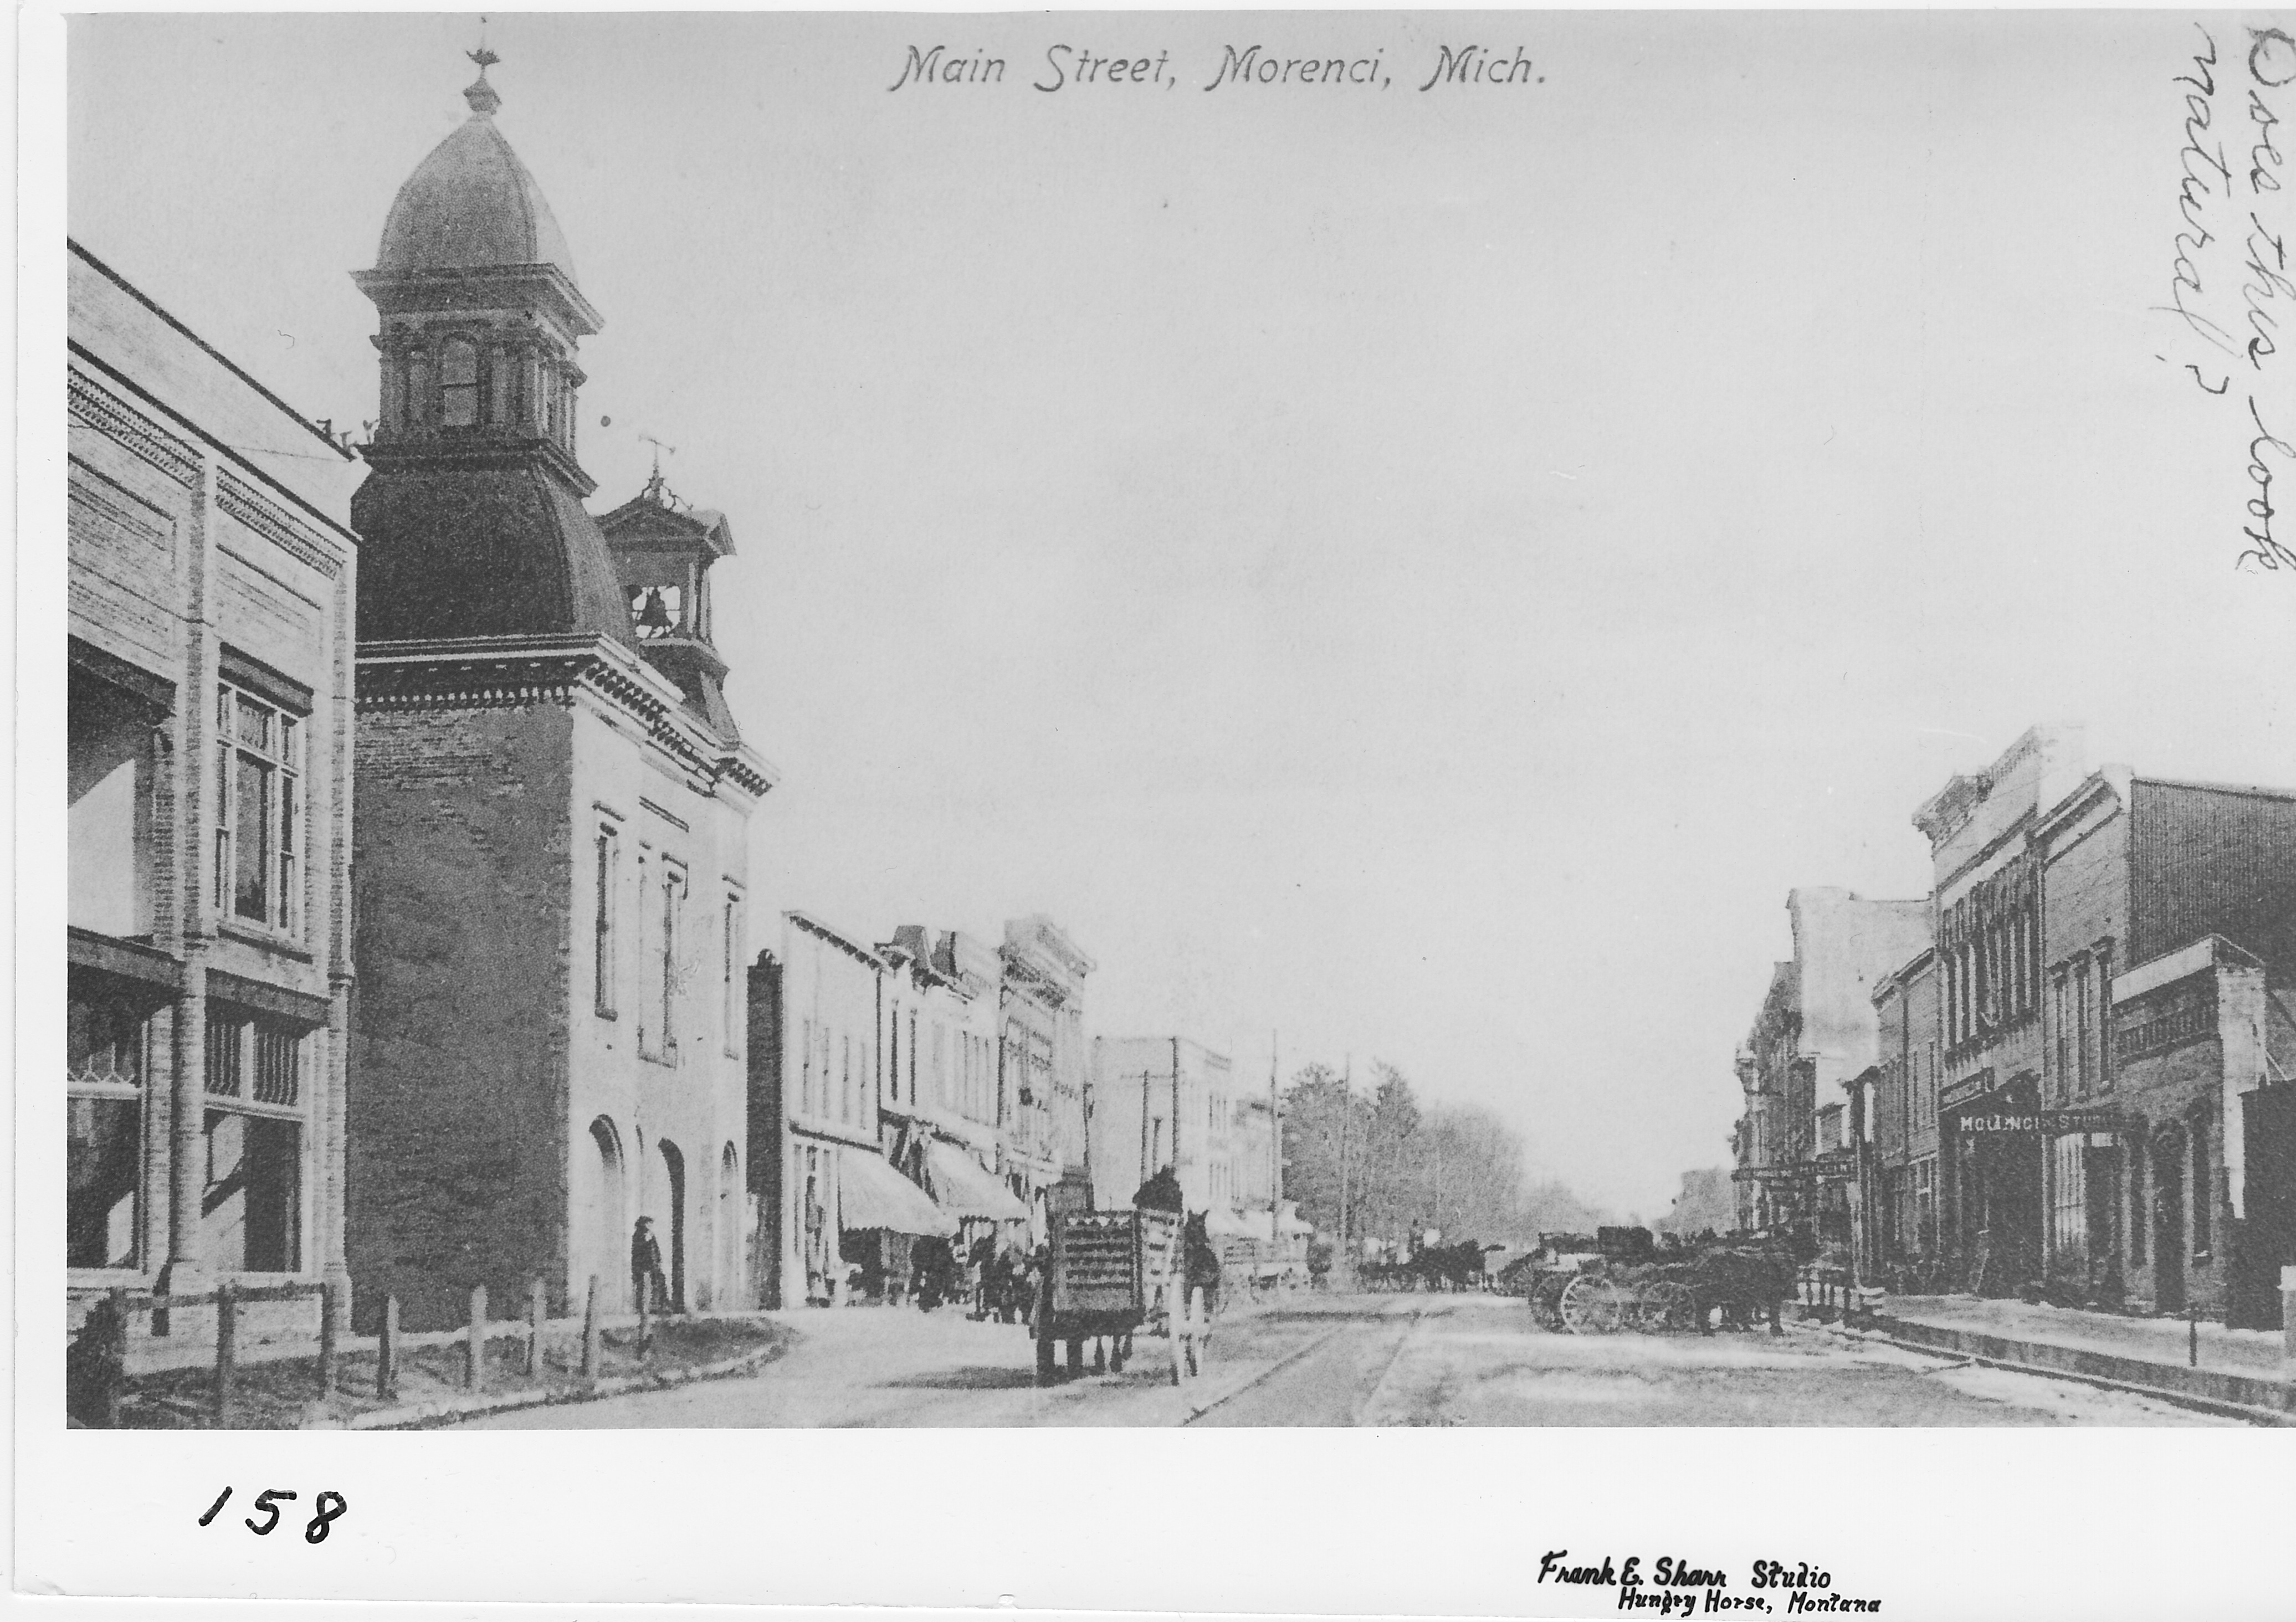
333,1335,790,1431
1800,1315,2296,1428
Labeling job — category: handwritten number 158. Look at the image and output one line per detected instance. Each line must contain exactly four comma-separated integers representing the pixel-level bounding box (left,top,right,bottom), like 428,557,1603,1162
197,1487,349,1543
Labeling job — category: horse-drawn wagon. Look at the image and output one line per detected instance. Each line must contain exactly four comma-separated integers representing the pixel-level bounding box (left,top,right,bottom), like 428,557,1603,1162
1034,1207,1217,1385
1518,1229,1793,1336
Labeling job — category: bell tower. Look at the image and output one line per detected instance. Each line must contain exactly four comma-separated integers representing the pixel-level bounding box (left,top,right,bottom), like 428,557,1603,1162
345,48,774,1334
348,48,627,645
597,452,742,737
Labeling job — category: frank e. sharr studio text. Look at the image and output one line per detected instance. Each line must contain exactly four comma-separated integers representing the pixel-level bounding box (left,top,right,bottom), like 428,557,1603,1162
1535,1553,1882,1618
887,43,1541,94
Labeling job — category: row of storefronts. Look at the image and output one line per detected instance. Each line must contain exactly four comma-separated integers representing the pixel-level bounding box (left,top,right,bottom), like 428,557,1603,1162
751,917,1300,1310
1737,727,2296,1327
752,913,1070,1309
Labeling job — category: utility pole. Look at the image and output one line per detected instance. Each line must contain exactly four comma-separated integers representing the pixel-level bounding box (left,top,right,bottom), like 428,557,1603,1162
1337,1053,1353,1262
1171,1037,1183,1180
1269,1030,1281,1213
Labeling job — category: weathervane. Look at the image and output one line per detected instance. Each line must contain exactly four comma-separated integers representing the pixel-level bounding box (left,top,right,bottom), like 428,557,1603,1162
639,435,681,507
463,17,502,115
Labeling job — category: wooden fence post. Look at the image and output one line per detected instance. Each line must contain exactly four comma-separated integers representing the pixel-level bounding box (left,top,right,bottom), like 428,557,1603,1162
526,1277,545,1377
316,1282,339,1396
468,1283,489,1392
95,1288,130,1428
377,1295,399,1401
212,1284,237,1427
581,1275,601,1380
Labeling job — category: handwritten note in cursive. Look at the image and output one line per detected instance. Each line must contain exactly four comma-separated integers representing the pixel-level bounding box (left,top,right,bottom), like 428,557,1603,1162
2157,22,2296,574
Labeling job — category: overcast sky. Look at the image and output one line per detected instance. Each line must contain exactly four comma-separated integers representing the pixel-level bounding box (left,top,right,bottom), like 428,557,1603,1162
66,12,2293,1216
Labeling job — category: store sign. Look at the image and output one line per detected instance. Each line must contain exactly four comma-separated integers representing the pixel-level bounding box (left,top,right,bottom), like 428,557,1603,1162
1958,1108,2120,1136
1751,1158,1856,1186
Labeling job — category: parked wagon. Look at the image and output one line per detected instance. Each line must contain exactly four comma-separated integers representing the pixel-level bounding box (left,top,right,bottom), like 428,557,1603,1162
1034,1207,1214,1385
1520,1231,1792,1336
1218,1234,1305,1297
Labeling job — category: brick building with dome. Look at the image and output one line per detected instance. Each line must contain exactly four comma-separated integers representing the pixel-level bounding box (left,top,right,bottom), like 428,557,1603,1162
344,52,775,1331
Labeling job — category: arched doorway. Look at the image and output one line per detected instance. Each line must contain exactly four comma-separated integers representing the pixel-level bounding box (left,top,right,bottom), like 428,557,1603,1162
2151,1123,2186,1313
718,1143,741,1310
657,1139,688,1311
587,1117,628,1311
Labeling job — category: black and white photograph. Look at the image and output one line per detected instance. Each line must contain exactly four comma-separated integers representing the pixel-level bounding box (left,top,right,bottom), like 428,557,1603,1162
19,5,2296,1616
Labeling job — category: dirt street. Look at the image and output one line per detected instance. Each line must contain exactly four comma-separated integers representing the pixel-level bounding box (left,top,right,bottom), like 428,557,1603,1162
452,1291,2232,1429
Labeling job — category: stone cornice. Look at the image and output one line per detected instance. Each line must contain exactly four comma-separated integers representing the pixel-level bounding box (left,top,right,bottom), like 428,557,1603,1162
357,633,771,800
68,347,361,546
219,471,345,579
359,433,597,499
353,261,603,339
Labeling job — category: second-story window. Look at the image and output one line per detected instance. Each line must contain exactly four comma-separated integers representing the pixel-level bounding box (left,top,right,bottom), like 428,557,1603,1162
593,828,618,1018
440,338,480,428
214,681,303,937
2074,958,2095,1096
721,894,741,1053
2191,1121,2212,1255
658,865,683,1054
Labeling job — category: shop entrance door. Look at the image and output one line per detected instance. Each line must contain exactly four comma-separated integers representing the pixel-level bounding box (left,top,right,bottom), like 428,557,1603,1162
2153,1133,2187,1315
2234,1086,2295,1329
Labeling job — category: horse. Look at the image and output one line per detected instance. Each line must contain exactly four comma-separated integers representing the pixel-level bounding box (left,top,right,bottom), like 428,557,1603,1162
1180,1210,1224,1325
1402,1239,1491,1292
1685,1241,1795,1334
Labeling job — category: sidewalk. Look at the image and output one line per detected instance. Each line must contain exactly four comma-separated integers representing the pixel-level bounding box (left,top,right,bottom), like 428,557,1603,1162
1863,1295,2294,1422
100,1310,786,1429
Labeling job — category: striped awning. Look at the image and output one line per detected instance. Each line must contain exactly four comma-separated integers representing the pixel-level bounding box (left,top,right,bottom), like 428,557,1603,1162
839,1149,955,1236
923,1141,1031,1223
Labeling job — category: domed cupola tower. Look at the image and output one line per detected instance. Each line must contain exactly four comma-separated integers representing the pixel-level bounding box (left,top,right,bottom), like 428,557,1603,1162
350,49,627,644
346,49,775,1337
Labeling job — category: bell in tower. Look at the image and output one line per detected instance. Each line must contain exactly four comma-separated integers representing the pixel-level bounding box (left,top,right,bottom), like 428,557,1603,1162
598,456,742,737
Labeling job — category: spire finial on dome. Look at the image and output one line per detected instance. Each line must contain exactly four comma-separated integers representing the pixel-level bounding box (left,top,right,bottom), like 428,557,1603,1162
463,18,501,116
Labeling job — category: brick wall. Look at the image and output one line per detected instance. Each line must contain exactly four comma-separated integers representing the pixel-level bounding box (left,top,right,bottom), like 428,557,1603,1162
348,701,575,1331
2132,781,2296,977
746,952,784,1307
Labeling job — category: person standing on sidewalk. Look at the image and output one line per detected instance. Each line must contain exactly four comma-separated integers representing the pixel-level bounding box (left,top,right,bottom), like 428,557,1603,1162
631,1216,667,1314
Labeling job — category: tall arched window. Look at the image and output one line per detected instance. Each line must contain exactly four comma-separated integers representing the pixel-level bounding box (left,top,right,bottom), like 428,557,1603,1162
440,338,480,428
405,351,430,429
489,345,513,425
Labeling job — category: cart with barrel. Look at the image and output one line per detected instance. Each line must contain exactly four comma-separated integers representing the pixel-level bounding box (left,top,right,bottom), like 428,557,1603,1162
1034,1207,1214,1385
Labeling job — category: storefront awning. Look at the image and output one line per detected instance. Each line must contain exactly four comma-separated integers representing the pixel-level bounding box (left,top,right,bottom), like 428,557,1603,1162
923,1141,1030,1223
840,1149,955,1236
